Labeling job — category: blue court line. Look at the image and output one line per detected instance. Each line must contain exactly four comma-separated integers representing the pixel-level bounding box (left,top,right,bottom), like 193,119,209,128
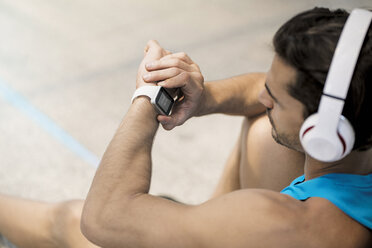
0,79,100,168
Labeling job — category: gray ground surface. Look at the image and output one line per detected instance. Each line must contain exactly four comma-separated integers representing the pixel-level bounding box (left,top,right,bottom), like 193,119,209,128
0,0,369,210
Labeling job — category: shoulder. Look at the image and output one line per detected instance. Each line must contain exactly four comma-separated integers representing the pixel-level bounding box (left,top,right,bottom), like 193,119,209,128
183,189,309,247
184,189,371,248
299,197,371,248
240,114,304,190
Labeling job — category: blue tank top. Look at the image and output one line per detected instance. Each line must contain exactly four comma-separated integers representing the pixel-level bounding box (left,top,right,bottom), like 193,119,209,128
281,173,372,230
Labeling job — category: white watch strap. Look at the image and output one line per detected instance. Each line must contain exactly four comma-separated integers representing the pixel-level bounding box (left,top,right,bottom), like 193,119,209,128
131,86,161,103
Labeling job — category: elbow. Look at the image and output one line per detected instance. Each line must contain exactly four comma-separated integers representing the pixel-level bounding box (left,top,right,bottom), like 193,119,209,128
80,195,145,247
80,210,91,239
80,204,103,246
80,200,136,248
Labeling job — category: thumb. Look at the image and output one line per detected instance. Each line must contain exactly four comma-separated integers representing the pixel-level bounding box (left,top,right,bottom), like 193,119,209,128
157,111,187,130
157,115,176,130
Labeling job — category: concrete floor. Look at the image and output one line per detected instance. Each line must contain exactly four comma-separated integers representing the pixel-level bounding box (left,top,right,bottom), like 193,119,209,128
0,0,370,206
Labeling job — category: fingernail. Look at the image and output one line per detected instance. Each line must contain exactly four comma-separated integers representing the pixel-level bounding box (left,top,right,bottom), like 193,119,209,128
146,62,155,68
143,74,151,80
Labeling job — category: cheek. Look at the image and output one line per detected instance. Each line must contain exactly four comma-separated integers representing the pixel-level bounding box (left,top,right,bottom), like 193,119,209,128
279,110,303,133
270,106,292,129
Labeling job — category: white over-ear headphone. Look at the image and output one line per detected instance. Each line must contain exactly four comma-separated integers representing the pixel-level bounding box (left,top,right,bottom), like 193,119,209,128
300,9,372,162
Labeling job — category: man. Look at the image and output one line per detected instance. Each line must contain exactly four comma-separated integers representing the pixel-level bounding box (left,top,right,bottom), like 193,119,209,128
81,7,372,248
0,73,305,248
0,7,371,248
0,72,304,248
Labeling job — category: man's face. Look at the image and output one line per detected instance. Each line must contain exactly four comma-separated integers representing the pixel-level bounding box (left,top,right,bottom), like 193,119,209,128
258,54,305,152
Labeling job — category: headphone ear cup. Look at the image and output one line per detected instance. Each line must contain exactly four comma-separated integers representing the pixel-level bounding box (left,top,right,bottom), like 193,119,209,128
337,115,355,158
300,114,328,160
299,113,318,141
300,114,355,162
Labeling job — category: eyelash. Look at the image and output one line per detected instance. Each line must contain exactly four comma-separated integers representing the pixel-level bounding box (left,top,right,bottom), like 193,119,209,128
266,90,276,103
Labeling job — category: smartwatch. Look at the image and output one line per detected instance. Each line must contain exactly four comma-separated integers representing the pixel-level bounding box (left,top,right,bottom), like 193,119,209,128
131,86,175,116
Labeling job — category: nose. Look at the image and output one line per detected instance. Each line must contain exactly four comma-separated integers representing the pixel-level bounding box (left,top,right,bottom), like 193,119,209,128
258,88,274,109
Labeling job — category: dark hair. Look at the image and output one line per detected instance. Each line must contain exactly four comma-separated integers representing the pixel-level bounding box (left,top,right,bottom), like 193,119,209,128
273,7,372,151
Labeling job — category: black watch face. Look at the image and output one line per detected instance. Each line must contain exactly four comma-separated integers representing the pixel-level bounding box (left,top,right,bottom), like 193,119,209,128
155,87,175,115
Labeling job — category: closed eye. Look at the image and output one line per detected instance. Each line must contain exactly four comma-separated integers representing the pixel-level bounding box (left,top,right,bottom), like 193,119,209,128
265,83,279,104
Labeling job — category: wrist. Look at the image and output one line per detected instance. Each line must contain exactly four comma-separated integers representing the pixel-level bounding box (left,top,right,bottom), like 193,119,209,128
131,97,158,121
195,82,215,117
132,86,175,116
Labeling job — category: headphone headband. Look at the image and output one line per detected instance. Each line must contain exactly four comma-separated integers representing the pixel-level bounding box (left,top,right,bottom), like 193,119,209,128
316,9,372,131
323,9,372,100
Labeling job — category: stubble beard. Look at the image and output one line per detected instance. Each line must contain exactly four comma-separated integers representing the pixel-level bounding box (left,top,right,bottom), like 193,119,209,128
267,109,301,151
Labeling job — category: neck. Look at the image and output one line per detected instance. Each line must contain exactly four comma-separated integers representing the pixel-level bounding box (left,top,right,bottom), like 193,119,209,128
304,148,372,180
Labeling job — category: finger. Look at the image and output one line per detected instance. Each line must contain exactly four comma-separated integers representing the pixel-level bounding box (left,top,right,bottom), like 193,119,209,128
146,58,194,72
143,40,165,60
146,40,161,48
159,52,194,65
144,40,160,54
157,71,191,89
143,67,182,83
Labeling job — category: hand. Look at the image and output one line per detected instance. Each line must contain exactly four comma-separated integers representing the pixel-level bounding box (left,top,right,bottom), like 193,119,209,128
136,40,170,89
143,52,204,130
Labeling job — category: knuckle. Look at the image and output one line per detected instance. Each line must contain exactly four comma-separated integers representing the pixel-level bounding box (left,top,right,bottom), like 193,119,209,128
173,59,182,67
147,72,157,80
192,63,201,71
179,52,187,59
147,40,155,47
171,67,181,75
180,72,190,81
146,72,154,78
192,72,204,83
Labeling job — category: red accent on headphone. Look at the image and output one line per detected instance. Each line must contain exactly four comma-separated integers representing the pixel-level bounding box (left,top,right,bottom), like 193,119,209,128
337,132,347,154
302,126,314,137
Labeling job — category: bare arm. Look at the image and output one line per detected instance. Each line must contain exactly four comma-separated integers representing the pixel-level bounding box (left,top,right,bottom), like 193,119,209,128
81,97,165,247
197,73,266,117
80,111,308,248
82,84,301,248
81,42,293,248
81,41,367,248
82,143,355,248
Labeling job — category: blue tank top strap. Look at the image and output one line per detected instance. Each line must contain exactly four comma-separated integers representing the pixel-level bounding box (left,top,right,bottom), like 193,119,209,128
281,173,372,230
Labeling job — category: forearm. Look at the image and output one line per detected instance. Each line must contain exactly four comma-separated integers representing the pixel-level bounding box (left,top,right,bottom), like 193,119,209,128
197,73,266,117
0,194,55,248
82,98,159,243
